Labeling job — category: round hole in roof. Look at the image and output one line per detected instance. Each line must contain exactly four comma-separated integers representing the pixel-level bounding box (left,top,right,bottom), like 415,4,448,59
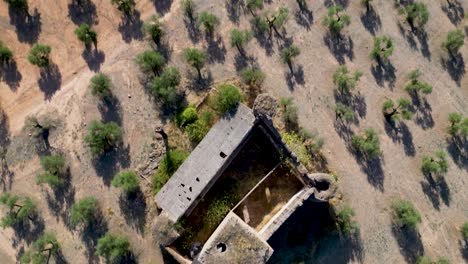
216,242,227,253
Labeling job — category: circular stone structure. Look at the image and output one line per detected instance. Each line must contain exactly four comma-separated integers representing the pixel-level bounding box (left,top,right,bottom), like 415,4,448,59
307,173,338,201
253,93,278,118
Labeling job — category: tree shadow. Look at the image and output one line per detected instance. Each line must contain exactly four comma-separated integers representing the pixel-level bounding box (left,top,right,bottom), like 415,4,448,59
155,39,173,61
93,145,131,186
323,33,354,65
206,36,227,63
441,53,465,87
360,5,381,35
38,63,62,100
334,120,354,142
82,49,105,72
153,0,173,15
251,24,274,56
225,0,244,24
233,53,258,73
416,30,431,60
413,97,434,130
118,10,144,43
183,17,201,44
420,174,451,209
358,157,385,192
67,0,98,25
333,91,366,121
294,5,314,30
0,60,22,91
460,239,468,261
391,226,424,263
371,61,396,89
186,70,213,93
446,137,467,171
324,0,349,8
384,121,416,156
8,7,41,44
119,189,147,234
285,64,305,90
441,0,465,25
44,168,76,223
98,95,123,126
81,216,108,264
11,214,45,246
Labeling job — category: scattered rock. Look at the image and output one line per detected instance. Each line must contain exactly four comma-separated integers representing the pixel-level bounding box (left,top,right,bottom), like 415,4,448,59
253,93,278,118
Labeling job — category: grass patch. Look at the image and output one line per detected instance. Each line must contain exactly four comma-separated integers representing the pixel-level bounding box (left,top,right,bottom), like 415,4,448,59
152,150,189,194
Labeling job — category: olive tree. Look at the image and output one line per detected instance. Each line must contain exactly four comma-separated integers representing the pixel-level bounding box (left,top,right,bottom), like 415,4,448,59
230,29,253,55
84,120,123,156
382,98,412,123
280,45,300,73
36,154,67,188
176,105,198,128
142,15,164,44
20,233,60,264
335,103,355,122
447,112,468,138
151,67,181,105
0,193,36,228
90,73,112,100
335,205,358,235
322,6,351,34
0,41,13,65
370,35,394,63
333,66,363,96
74,23,97,49
280,97,298,130
442,29,464,57
135,50,165,75
250,6,288,37
70,197,99,228
198,11,219,35
241,67,266,87
181,0,196,22
246,0,263,15
186,111,213,144
96,233,131,263
111,0,135,14
391,199,421,230
421,150,449,176
351,128,380,159
404,2,429,31
184,48,205,80
28,44,51,68
112,171,140,195
404,69,432,96
213,84,243,113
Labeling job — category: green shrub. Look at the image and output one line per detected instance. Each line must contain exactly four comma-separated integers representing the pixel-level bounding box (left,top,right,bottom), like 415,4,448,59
230,29,253,53
0,41,13,65
181,0,196,20
280,45,300,68
333,66,362,95
84,120,123,156
335,205,358,235
0,193,36,228
151,66,181,104
335,103,354,122
391,199,421,230
370,35,394,62
90,73,112,99
405,69,432,96
70,197,99,228
421,150,449,176
443,29,464,56
184,48,205,78
142,15,164,44
186,111,213,144
241,67,266,87
246,0,263,14
271,6,289,30
111,0,135,14
198,11,219,35
96,233,131,263
405,2,429,30
28,44,51,68
177,106,198,127
74,23,97,48
36,154,66,188
153,150,189,193
462,222,468,241
213,84,243,113
280,97,298,129
135,50,165,75
322,6,350,34
351,128,380,159
447,112,466,137
20,233,60,264
112,171,139,194
416,256,432,264
382,98,413,122
282,132,311,166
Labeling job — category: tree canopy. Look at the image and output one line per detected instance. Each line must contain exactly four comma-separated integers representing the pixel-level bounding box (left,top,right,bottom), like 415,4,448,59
184,48,205,79
241,67,266,87
404,2,429,30
391,199,421,230
4,0,28,9
176,105,198,128
351,128,380,159
322,6,351,34
151,66,181,105
70,197,99,228
112,171,140,194
442,29,464,56
447,112,468,138
96,233,131,263
185,111,213,144
84,120,123,156
20,232,60,264
382,98,413,123
111,0,135,14
90,73,112,100
74,23,97,48
230,29,253,54
0,41,13,65
335,205,358,235
370,35,394,62
421,150,449,176
198,11,219,35
333,66,363,95
0,193,36,228
28,44,51,68
36,154,67,188
213,84,243,113
135,50,165,75
405,69,432,96
142,15,164,44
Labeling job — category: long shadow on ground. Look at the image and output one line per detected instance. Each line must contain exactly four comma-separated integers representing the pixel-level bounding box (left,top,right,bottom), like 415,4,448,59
68,0,97,25
93,146,131,186
391,226,424,263
119,189,147,234
118,11,144,43
8,7,41,44
0,61,22,91
38,64,62,100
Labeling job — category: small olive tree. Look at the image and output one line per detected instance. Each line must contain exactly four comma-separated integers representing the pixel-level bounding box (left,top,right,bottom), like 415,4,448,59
382,98,412,123
246,0,263,15
181,0,196,22
404,2,429,31
0,193,36,228
335,103,355,123
214,84,243,113
322,6,351,34
142,15,164,44
90,73,112,100
36,154,67,188
280,97,298,130
442,29,464,57
151,66,181,105
70,197,99,228
176,105,198,128
333,66,363,96
370,36,394,63
75,23,97,49
84,120,123,156
184,48,206,79
280,45,300,73
230,29,253,55
351,128,380,159
198,11,219,36
20,232,60,264
96,233,131,263
186,111,213,144
404,69,432,96
28,44,52,68
0,41,13,65
135,50,165,75
421,150,449,176
447,112,468,138
391,199,421,230
111,0,135,14
335,205,358,235
112,171,140,195
241,67,266,87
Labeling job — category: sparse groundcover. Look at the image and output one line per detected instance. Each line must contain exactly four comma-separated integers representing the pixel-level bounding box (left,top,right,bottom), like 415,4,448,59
281,130,324,170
